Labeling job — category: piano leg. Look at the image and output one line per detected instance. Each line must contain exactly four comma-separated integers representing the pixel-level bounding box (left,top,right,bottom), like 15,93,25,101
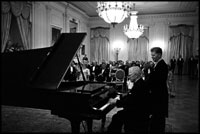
86,119,93,133
70,118,82,133
101,116,106,132
70,118,93,133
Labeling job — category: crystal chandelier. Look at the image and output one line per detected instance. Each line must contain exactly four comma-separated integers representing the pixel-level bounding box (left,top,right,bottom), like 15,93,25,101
97,2,132,27
124,4,144,39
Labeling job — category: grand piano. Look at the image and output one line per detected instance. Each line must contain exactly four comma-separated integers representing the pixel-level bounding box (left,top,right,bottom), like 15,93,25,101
1,33,120,133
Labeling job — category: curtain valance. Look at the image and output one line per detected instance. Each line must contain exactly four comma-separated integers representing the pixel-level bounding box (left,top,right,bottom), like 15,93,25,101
1,2,30,19
169,25,194,38
90,27,110,39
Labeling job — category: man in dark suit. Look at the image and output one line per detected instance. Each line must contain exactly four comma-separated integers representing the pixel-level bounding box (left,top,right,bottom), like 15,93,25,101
177,55,184,75
64,61,79,81
170,56,176,74
107,66,150,133
89,61,100,81
145,47,168,133
188,55,196,78
96,62,110,82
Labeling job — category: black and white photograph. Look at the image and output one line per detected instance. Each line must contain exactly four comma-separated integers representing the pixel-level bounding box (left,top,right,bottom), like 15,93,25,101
1,1,199,133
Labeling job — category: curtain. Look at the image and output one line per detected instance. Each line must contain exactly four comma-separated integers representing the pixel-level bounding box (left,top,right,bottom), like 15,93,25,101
17,16,31,49
168,24,194,74
90,27,110,64
1,2,12,52
1,2,32,51
14,2,31,50
127,28,149,62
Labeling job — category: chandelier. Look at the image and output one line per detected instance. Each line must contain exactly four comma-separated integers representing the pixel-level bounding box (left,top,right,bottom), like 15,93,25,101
124,4,144,39
97,2,132,27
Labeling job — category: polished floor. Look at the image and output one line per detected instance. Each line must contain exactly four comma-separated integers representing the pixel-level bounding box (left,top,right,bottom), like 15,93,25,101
165,75,199,133
1,75,199,133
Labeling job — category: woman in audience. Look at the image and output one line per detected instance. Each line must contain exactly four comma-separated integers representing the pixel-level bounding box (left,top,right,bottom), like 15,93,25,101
78,62,90,81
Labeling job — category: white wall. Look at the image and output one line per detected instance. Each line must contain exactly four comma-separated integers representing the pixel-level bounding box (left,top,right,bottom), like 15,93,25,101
31,1,90,55
32,2,48,48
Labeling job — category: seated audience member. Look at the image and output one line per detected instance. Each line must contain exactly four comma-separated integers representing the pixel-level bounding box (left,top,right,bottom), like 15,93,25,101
83,59,90,68
4,40,14,52
96,62,110,82
89,61,100,81
82,54,88,61
64,61,79,81
4,40,24,52
78,63,90,81
118,60,125,71
107,66,150,133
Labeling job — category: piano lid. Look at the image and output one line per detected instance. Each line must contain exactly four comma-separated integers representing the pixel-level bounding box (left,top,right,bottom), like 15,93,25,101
30,33,87,90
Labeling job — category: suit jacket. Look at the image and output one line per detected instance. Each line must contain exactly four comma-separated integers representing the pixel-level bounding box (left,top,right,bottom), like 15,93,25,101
177,58,184,67
96,67,110,82
145,59,169,117
89,65,101,75
89,65,101,81
170,59,176,68
64,66,78,81
116,78,150,118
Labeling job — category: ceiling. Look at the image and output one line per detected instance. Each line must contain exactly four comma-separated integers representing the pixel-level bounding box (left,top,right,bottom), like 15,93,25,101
68,1,199,17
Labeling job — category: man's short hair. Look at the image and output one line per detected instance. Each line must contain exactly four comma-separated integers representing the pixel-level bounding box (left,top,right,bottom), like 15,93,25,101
150,47,162,55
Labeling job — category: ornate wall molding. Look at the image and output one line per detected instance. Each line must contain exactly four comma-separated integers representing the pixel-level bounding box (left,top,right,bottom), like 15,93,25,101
139,12,198,19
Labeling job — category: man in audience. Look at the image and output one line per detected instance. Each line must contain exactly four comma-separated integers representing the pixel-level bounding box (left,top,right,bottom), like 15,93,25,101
107,66,150,133
145,47,168,133
82,54,88,61
177,55,184,75
96,62,110,82
89,60,100,81
188,55,196,78
64,61,79,81
170,56,176,74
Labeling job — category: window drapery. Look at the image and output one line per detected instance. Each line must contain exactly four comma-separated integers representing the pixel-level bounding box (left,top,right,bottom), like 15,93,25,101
90,27,110,64
17,15,31,49
127,28,149,62
1,1,31,52
1,11,12,52
168,24,194,74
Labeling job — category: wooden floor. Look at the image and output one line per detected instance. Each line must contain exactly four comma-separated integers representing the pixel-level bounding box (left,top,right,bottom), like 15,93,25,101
166,75,199,133
1,75,199,133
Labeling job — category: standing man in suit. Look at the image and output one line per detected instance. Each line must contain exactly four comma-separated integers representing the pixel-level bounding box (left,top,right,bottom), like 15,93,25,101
146,47,168,133
177,55,184,75
188,55,196,78
170,56,176,74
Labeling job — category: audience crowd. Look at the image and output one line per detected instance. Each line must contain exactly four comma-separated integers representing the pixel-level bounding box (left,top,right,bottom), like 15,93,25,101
63,59,157,83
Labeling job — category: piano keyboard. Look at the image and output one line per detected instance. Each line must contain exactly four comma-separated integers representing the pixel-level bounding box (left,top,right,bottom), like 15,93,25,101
99,103,110,111
93,95,120,111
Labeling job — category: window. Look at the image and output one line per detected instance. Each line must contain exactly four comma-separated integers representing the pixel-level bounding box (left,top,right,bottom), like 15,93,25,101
51,26,61,46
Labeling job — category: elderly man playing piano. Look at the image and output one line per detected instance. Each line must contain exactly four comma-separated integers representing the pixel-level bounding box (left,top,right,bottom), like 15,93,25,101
107,66,150,133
